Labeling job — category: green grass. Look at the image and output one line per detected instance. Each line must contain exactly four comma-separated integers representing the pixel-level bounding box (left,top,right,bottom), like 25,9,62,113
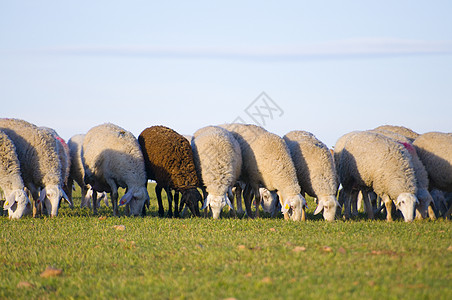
0,183,451,299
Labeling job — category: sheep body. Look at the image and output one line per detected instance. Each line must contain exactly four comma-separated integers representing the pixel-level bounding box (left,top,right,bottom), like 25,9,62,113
192,125,242,219
0,129,30,218
40,127,71,199
0,118,70,217
220,123,306,221
370,128,435,219
413,132,452,192
83,123,149,216
373,125,419,142
283,130,339,221
335,131,418,221
138,125,202,217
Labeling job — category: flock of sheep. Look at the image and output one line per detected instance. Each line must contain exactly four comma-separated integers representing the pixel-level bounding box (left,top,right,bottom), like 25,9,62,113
1,118,451,222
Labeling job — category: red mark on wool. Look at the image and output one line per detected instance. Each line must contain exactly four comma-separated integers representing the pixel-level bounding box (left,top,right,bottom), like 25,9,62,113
399,142,416,155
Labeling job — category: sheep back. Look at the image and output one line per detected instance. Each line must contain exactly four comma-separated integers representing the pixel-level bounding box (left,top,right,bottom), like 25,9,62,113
283,130,338,198
192,126,242,196
138,125,199,190
220,123,300,197
336,131,417,200
0,129,24,191
374,125,420,142
0,118,62,189
83,123,147,191
413,132,452,192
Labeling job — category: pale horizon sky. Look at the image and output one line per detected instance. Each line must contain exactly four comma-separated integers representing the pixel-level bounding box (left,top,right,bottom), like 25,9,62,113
1,1,451,147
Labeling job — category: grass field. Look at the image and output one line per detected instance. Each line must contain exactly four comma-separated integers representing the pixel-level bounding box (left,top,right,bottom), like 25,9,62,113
1,183,451,299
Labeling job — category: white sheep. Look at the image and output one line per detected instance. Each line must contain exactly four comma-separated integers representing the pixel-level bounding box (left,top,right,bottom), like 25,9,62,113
283,130,340,221
82,123,149,216
373,125,420,142
68,134,108,208
192,126,242,219
413,132,452,192
40,127,71,201
220,123,306,221
371,128,435,219
335,131,419,222
0,129,31,219
0,118,71,217
413,132,452,218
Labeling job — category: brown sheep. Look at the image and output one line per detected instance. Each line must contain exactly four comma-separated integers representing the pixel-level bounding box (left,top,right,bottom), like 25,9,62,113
138,126,202,217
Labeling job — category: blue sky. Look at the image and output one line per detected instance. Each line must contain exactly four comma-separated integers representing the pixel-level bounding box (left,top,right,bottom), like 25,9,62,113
1,1,451,147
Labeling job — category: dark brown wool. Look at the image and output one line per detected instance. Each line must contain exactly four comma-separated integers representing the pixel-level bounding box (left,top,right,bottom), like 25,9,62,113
138,126,200,190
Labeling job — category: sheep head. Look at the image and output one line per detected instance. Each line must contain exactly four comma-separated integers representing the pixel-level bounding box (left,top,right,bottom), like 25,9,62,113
38,185,72,217
415,189,434,219
119,186,149,216
181,188,202,217
202,193,232,219
314,195,340,222
395,193,419,222
4,189,31,219
280,193,306,221
259,187,279,214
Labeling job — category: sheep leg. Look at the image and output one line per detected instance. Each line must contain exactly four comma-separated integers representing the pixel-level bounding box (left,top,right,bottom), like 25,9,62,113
234,184,244,215
155,185,165,217
354,191,361,216
361,190,374,219
254,187,261,218
174,191,180,218
80,186,89,208
166,188,173,218
92,190,98,215
105,179,119,216
243,184,254,218
342,188,353,220
382,195,393,222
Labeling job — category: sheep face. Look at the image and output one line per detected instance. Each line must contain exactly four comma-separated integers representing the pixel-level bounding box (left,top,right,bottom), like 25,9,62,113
121,187,149,217
40,185,70,217
260,188,279,214
395,193,418,222
281,194,306,221
5,190,31,219
415,189,433,219
202,194,232,219
181,189,202,217
314,195,339,222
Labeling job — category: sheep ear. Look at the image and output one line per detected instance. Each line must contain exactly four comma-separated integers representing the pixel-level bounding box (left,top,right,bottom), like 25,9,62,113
62,189,74,208
314,201,324,215
281,200,290,214
37,188,47,204
119,191,133,206
4,192,16,209
225,193,233,210
201,196,211,210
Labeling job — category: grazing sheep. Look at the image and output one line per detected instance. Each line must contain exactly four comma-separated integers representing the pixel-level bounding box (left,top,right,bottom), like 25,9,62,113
413,132,452,192
220,123,306,221
138,125,202,218
82,123,149,216
370,128,435,219
0,129,31,219
40,127,71,201
335,131,419,222
373,125,419,142
0,118,71,217
413,132,452,218
283,130,339,221
68,134,108,208
259,187,280,216
191,126,242,219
